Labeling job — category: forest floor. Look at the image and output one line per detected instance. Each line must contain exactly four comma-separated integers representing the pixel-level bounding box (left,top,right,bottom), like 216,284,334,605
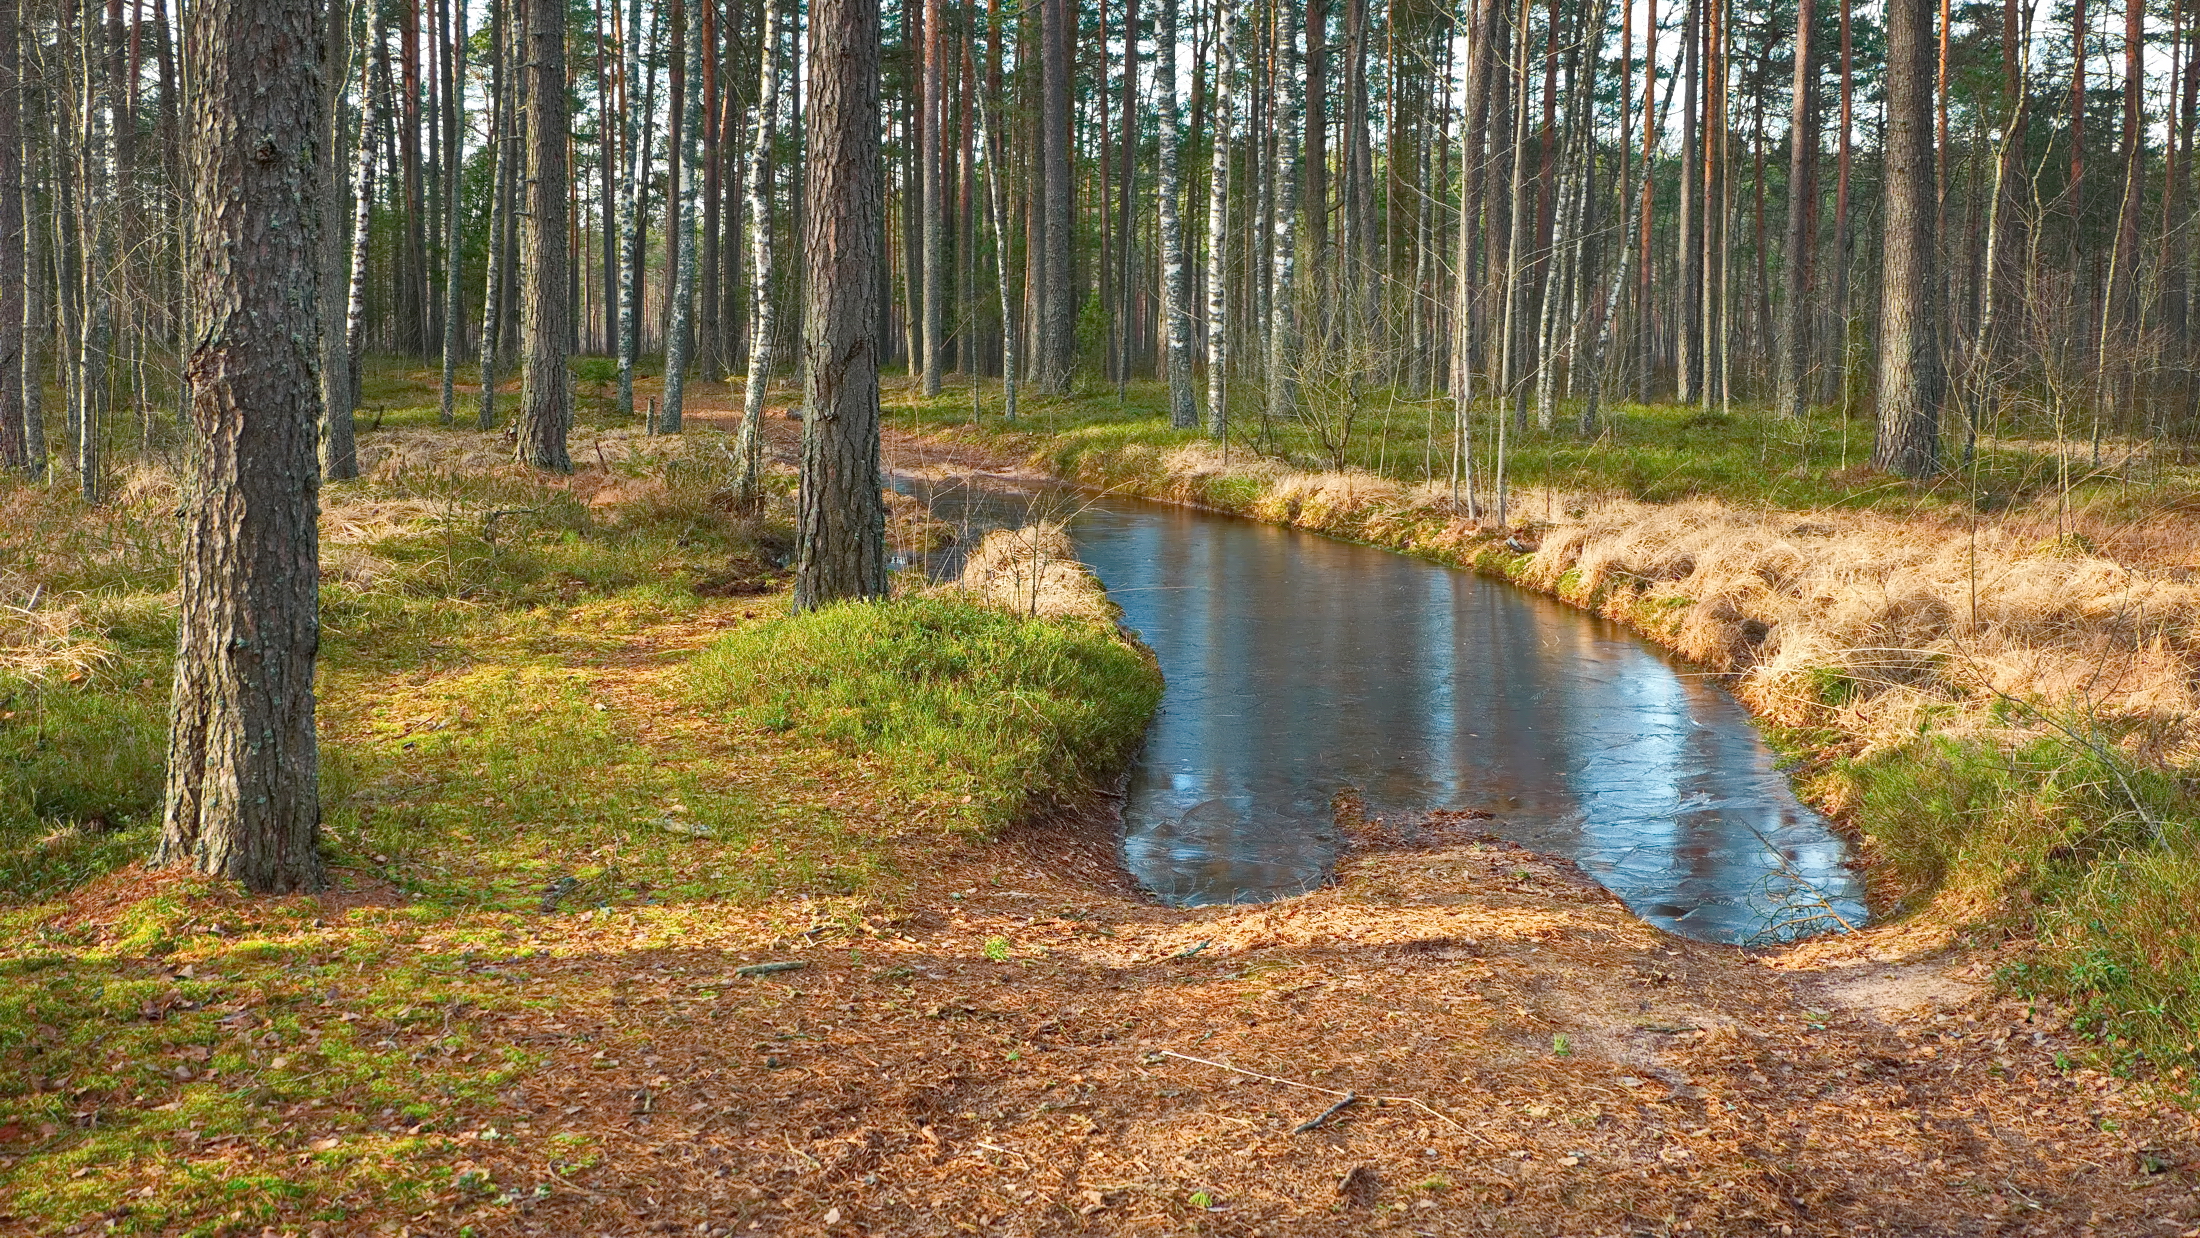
0,367,2196,1236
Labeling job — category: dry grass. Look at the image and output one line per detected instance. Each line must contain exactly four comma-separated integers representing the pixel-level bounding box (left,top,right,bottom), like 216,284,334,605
951,523,1120,625
1521,497,2200,764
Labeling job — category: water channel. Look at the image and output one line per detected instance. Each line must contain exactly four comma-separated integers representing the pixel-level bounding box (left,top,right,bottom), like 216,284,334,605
909,477,1866,945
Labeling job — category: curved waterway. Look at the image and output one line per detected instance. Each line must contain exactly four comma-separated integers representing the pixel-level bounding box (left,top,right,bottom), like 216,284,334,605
908,478,1864,944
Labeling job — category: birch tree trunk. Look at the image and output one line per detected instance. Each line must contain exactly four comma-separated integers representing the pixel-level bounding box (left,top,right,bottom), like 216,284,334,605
793,0,888,608
160,0,326,893
920,0,944,395
75,0,120,503
478,0,513,429
1204,0,1239,438
975,73,1018,421
660,0,707,433
1872,0,1942,476
438,0,465,425
616,0,649,419
733,0,784,504
331,22,382,481
1157,0,1192,428
1265,0,1302,427
515,0,572,470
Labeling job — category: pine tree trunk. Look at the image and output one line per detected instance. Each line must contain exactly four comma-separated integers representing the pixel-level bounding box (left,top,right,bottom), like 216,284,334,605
1156,0,1192,427
1872,0,1942,476
1035,0,1074,392
794,0,888,608
160,0,327,893
516,0,571,469
661,0,707,432
0,0,24,471
734,0,784,503
1673,0,1700,405
1778,0,1816,418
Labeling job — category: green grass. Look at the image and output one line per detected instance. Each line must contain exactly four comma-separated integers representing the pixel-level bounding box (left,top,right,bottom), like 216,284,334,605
688,595,1163,837
1821,729,2200,1081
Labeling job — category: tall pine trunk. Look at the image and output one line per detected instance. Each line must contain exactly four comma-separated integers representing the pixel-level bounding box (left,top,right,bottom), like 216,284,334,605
1778,0,1816,418
0,0,23,471
794,0,889,607
516,0,572,470
160,0,326,892
1872,0,1942,476
1035,0,1074,391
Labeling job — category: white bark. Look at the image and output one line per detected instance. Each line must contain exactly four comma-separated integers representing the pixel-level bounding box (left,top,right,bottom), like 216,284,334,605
660,0,706,433
1265,0,1303,427
1204,0,1239,438
734,0,784,500
1157,0,1192,428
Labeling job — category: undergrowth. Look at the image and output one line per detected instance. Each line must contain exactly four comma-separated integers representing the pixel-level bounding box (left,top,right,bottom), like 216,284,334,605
0,359,1166,1235
688,596,1162,837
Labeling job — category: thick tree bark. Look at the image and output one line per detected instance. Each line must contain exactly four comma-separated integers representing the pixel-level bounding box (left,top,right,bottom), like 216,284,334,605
160,0,326,893
1778,0,1817,418
0,0,23,471
1675,0,1700,404
516,0,571,470
794,0,889,608
1035,0,1074,392
1873,0,1942,477
734,0,784,503
661,0,707,432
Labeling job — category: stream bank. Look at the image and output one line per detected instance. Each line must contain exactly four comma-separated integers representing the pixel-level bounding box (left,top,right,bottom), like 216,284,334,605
881,394,2200,1081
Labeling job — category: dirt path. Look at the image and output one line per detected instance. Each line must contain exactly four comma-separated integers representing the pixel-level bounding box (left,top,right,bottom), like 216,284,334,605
437,808,2195,1237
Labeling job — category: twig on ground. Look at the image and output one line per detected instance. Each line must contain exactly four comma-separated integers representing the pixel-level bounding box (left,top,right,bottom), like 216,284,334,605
1292,1091,1360,1134
1156,1050,1476,1138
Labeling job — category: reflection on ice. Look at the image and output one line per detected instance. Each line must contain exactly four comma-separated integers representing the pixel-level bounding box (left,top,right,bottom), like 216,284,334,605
904,476,1866,945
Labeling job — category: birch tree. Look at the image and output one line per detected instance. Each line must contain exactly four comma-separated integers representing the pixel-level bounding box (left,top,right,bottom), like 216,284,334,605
659,0,707,432
732,0,786,505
